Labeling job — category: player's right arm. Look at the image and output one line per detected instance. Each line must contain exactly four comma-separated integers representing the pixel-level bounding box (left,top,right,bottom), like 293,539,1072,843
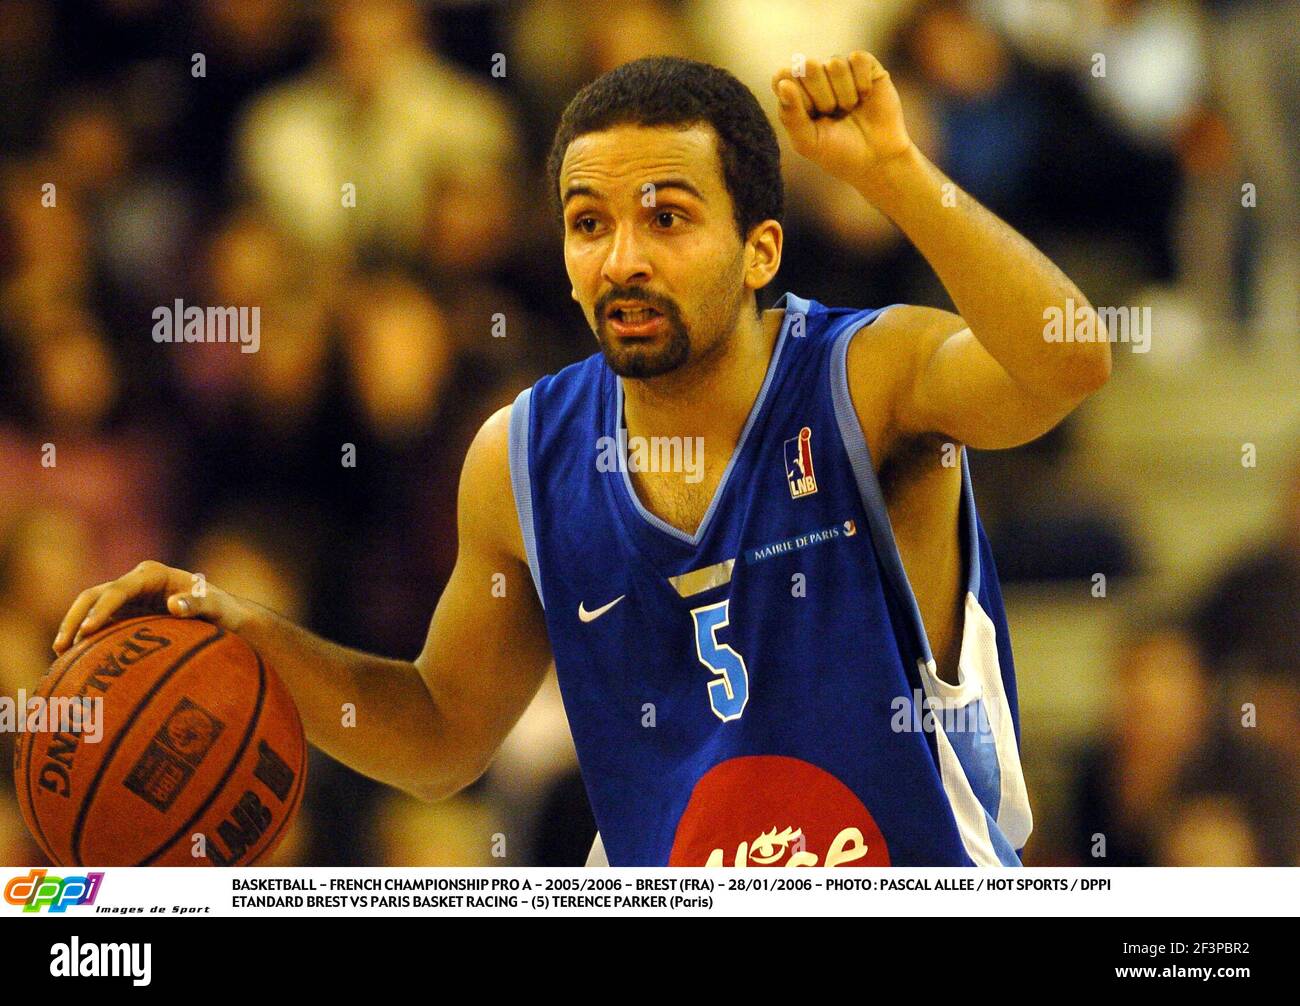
51,404,553,802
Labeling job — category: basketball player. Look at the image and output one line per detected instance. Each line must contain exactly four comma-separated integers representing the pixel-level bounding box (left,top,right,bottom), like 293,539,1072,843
54,53,1109,866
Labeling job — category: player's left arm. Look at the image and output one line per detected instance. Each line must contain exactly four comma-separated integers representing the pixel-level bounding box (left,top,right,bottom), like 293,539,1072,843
773,52,1110,453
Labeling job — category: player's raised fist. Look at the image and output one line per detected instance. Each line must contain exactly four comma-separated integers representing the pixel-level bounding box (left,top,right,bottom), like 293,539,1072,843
771,51,912,186
52,559,249,654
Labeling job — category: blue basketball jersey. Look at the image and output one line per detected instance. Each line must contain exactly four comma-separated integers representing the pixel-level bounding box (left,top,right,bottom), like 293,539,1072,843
508,292,1033,866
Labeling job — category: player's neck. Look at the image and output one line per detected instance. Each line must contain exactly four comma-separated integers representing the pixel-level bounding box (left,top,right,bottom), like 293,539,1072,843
621,307,783,444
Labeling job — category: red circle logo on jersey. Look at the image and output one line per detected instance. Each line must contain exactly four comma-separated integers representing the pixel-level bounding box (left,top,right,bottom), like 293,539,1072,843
668,755,891,867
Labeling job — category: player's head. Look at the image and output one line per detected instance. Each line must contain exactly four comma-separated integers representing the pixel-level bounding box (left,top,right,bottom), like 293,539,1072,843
547,56,784,379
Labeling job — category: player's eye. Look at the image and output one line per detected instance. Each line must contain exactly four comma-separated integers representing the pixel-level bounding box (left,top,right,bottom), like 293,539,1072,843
653,211,682,229
571,215,600,234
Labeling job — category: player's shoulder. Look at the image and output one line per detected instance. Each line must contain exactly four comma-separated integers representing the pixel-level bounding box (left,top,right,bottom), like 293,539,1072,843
840,301,960,347
501,352,609,448
843,302,966,383
462,403,515,513
460,352,603,564
860,303,965,337
460,402,527,563
471,401,514,455
837,302,966,463
780,296,943,355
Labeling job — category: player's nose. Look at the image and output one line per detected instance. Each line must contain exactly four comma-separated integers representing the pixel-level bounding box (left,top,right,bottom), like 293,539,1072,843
601,224,652,286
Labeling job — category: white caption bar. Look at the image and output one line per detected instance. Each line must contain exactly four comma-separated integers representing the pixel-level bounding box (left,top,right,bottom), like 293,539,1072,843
2,867,1294,917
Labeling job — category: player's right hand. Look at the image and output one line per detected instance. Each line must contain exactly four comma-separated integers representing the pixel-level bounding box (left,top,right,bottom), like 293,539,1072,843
52,560,247,655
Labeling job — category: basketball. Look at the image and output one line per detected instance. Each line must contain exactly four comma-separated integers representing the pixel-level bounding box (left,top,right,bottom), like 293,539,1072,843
13,616,306,867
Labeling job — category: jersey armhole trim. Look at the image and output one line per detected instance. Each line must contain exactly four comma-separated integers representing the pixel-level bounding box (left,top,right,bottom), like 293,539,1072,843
507,386,546,610
830,312,984,603
830,315,940,665
960,449,982,598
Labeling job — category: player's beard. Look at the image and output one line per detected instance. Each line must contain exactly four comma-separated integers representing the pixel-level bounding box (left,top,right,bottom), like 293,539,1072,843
594,264,749,381
594,290,691,379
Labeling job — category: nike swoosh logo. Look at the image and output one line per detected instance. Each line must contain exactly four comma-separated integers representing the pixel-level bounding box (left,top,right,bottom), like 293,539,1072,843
578,595,625,623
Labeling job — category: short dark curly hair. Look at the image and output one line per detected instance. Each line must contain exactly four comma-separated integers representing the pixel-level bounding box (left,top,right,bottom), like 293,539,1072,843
545,56,784,240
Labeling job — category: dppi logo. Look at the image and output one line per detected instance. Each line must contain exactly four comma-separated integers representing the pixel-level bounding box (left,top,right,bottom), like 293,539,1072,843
669,755,891,866
4,869,104,913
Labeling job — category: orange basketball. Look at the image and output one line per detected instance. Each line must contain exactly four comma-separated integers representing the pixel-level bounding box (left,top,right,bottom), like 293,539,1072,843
13,615,306,866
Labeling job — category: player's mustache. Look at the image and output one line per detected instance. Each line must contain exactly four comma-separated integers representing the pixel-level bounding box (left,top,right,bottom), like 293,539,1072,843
597,291,679,320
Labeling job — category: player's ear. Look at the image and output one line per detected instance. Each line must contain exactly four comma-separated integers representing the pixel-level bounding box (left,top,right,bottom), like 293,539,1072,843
571,287,580,302
744,220,783,291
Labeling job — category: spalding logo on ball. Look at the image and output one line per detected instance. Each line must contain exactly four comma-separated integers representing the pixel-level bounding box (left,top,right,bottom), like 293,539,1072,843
13,616,306,866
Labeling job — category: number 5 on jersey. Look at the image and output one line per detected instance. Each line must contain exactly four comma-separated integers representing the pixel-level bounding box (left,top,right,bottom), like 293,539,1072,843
691,599,749,722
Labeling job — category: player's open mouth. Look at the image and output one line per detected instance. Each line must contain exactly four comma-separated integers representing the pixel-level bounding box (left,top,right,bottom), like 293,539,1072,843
608,305,666,337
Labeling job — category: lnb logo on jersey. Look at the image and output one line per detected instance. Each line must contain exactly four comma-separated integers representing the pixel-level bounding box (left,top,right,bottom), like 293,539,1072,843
784,426,818,498
4,868,104,913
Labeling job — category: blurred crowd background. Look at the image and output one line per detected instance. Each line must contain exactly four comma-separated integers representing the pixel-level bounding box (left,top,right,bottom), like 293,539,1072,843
0,0,1296,867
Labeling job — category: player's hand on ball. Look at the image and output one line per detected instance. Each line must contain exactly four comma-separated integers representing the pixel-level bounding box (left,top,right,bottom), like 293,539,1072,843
771,51,912,185
53,559,249,654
